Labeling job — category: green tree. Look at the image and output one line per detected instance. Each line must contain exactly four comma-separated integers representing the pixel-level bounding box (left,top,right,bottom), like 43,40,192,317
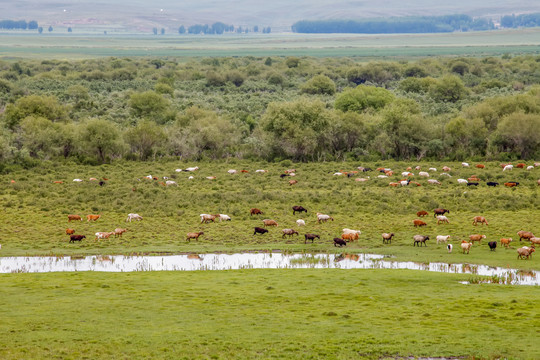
170,107,240,159
78,118,124,163
3,95,67,129
48,25,53,32
129,91,170,121
492,112,540,159
225,70,245,87
335,85,394,113
300,75,336,95
380,99,432,159
285,57,300,68
19,116,64,159
260,98,335,160
125,120,166,160
178,25,186,34
429,75,468,103
445,116,488,158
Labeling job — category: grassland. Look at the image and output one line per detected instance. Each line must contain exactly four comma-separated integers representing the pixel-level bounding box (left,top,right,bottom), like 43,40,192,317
2,28,540,59
0,269,538,359
1,160,539,271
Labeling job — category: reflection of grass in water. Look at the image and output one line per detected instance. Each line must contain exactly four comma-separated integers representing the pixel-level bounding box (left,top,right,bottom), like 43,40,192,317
289,254,331,266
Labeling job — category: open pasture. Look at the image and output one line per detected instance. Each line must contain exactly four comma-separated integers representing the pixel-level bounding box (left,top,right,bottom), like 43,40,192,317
2,28,540,59
0,269,538,359
1,160,539,270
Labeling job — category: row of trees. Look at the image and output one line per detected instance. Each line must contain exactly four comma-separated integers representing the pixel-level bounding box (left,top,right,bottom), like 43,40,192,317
292,15,494,34
179,23,270,35
0,20,38,30
501,13,540,28
0,55,539,165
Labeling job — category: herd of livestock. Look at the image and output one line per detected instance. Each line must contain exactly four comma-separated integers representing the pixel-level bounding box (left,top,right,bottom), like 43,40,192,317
54,161,539,261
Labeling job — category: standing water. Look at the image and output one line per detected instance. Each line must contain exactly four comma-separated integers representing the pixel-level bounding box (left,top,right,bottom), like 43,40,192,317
0,253,537,285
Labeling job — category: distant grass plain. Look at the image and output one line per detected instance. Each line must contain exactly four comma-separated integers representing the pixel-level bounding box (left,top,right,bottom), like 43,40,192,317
2,28,540,59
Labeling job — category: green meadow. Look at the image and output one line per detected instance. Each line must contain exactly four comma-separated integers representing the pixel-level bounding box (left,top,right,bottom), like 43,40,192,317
1,160,539,358
2,28,540,59
1,160,539,270
0,269,538,359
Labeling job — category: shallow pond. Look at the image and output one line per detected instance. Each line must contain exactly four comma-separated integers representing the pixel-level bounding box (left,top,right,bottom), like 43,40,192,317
0,253,537,285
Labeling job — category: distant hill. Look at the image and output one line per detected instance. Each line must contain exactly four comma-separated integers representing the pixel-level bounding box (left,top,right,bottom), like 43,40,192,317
1,0,539,33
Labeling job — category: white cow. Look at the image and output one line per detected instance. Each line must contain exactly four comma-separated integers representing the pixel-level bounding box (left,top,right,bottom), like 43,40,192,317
186,167,199,172
218,214,231,221
165,180,177,186
296,219,306,226
255,169,268,173
418,171,430,177
175,169,183,172
126,213,143,222
437,235,451,244
462,162,470,167
503,164,513,171
227,169,237,174
73,178,83,182
457,178,468,184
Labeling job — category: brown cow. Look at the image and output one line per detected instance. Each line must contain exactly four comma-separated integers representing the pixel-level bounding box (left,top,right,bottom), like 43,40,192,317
517,247,535,260
516,163,526,169
469,234,486,244
114,228,128,238
68,214,82,222
262,219,278,227
475,164,485,169
250,208,263,216
186,232,204,242
500,238,513,248
341,233,359,242
517,231,535,242
413,219,427,227
65,228,75,235
504,182,519,187
289,180,298,186
86,214,101,222
416,210,429,217
472,216,488,226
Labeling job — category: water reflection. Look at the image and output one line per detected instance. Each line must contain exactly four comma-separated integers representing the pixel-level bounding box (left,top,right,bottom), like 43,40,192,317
0,253,537,286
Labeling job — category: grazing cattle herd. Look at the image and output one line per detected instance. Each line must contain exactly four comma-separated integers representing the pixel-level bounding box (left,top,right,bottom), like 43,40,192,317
50,163,538,263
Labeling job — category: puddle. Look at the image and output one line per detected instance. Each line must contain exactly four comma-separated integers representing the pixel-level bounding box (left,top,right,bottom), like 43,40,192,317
0,253,537,286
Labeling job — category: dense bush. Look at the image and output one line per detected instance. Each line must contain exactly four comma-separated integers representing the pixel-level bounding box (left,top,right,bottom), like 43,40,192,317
0,55,539,164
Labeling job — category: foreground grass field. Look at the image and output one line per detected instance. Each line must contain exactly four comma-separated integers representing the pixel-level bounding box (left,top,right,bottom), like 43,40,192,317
0,269,538,359
1,160,539,270
2,28,540,59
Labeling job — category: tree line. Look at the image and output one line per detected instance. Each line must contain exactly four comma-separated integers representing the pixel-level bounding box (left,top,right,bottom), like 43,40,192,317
0,55,539,167
178,23,270,35
501,13,540,28
292,14,499,34
0,20,38,30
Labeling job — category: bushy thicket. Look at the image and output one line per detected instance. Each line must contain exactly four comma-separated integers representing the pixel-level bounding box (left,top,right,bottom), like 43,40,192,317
0,54,539,166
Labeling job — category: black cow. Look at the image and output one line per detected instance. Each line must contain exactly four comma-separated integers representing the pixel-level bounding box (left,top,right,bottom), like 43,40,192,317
253,227,269,235
488,241,497,251
486,182,499,187
69,234,86,243
292,206,307,215
333,238,347,247
467,182,479,186
304,233,320,244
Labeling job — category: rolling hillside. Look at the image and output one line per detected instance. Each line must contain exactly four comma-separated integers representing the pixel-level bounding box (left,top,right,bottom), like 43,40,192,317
0,0,539,33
